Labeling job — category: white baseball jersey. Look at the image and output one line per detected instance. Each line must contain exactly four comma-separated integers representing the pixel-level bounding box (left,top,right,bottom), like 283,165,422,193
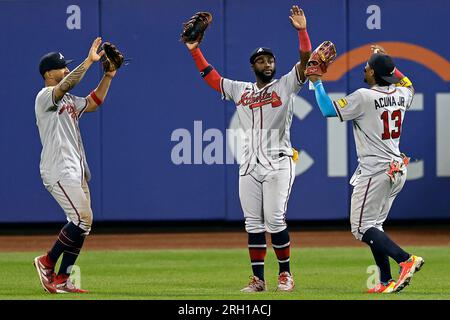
333,84,414,185
220,64,304,175
35,87,90,190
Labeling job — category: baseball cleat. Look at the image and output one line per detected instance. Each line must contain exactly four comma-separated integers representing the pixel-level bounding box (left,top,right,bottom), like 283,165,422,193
393,255,425,293
240,276,267,292
367,280,396,293
33,255,56,293
53,274,89,294
276,271,295,292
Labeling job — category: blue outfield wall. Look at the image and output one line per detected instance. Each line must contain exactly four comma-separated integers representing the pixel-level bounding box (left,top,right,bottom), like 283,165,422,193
0,0,449,223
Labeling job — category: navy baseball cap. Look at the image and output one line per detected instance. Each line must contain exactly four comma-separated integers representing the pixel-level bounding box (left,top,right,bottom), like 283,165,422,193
39,52,74,77
368,53,399,84
250,47,275,64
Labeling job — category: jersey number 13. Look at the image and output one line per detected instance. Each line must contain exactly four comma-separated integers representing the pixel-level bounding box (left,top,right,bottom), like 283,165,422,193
381,110,402,140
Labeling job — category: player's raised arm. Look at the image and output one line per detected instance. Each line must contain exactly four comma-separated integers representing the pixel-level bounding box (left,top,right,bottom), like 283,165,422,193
186,42,222,92
181,12,222,92
289,5,311,83
309,75,338,118
53,37,104,102
85,42,125,112
85,72,114,113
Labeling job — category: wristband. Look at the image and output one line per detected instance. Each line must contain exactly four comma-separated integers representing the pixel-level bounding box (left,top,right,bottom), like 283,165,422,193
396,76,412,87
201,65,214,78
90,91,103,105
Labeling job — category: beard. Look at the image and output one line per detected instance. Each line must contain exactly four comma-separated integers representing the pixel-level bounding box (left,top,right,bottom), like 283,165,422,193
254,67,276,83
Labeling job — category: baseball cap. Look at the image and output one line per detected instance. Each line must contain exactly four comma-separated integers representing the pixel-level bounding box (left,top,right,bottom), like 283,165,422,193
367,53,399,84
39,52,74,77
249,47,275,64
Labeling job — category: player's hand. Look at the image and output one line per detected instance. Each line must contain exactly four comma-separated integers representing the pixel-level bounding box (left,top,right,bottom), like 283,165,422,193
289,5,307,30
371,44,387,55
185,41,199,50
87,37,105,63
308,74,322,83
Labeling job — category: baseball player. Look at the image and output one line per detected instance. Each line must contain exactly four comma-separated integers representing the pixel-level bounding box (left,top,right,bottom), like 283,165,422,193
183,6,311,292
308,44,424,293
33,37,121,293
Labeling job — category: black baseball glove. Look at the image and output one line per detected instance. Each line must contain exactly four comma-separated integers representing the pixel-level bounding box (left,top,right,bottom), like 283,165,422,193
180,12,213,44
101,42,125,73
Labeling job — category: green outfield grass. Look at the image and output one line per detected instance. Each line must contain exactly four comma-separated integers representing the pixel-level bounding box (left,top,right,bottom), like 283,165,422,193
0,246,449,300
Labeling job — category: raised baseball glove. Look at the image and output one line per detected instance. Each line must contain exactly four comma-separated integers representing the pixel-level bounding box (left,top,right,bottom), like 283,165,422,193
180,12,213,44
305,41,337,76
101,42,124,73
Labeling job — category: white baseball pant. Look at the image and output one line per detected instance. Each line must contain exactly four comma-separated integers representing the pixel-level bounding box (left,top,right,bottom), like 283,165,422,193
49,179,93,235
350,170,407,241
239,156,296,234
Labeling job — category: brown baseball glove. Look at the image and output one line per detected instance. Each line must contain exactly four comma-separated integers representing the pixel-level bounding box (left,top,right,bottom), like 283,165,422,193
180,12,213,44
101,42,124,73
305,41,337,76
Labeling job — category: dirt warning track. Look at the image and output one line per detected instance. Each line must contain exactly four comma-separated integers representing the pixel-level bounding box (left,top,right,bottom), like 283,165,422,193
0,228,449,252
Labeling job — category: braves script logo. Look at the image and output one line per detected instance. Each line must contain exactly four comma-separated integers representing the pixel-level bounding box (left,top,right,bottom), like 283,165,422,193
59,102,78,120
237,88,282,109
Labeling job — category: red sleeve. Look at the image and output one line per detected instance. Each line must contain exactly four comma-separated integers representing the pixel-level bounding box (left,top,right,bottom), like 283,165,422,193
190,48,222,92
298,29,311,52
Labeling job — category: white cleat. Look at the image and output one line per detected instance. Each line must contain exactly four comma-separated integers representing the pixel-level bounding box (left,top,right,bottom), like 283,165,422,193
240,276,267,292
277,271,295,292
